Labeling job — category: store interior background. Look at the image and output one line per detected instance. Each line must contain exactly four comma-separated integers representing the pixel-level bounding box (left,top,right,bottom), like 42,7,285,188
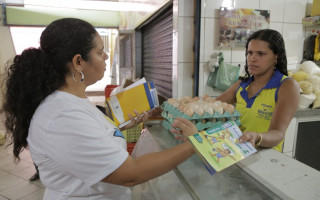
0,0,319,199
1,0,318,100
1,0,318,160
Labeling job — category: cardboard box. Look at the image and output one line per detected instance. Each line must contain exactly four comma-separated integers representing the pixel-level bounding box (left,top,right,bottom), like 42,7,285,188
106,81,159,128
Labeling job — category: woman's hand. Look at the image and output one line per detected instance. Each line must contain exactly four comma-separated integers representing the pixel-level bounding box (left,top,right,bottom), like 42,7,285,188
238,131,261,147
170,117,198,141
120,110,149,131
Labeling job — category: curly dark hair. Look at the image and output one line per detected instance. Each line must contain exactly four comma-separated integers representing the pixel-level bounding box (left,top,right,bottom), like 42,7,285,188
2,18,97,161
241,29,287,81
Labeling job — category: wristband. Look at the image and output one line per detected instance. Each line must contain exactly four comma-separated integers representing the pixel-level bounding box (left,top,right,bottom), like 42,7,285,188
256,133,263,146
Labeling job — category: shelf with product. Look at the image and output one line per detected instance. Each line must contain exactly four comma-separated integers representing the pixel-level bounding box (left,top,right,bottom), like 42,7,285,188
302,16,320,26
302,15,320,66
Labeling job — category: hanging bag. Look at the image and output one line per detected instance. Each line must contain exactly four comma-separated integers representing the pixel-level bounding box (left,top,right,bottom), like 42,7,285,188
207,52,240,91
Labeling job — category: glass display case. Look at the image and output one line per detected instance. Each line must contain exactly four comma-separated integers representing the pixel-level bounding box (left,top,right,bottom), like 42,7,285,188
132,122,282,200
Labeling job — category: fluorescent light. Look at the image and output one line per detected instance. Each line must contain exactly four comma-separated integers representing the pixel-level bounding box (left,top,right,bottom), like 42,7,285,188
24,0,158,12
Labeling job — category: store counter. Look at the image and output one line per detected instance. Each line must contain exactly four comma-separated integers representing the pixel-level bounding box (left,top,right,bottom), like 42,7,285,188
131,122,320,200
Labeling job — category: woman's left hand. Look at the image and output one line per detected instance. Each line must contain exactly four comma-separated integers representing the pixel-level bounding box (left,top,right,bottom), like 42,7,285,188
120,110,149,131
170,117,198,142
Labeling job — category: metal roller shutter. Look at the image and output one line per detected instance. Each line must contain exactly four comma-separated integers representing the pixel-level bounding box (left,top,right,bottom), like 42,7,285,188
141,6,173,99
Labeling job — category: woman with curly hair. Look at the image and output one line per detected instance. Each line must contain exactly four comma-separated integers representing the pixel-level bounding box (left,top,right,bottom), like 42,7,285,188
2,18,197,200
217,29,300,151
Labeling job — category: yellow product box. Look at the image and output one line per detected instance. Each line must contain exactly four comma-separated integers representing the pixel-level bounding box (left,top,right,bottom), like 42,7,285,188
106,81,158,128
311,0,320,16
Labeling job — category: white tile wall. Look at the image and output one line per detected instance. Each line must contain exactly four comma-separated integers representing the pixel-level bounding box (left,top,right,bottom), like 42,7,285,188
178,63,193,97
283,23,305,69
261,0,285,22
283,0,308,23
202,0,224,18
174,0,310,97
234,0,259,9
177,16,194,63
202,18,216,62
172,63,179,98
178,0,194,17
231,47,246,64
269,22,284,33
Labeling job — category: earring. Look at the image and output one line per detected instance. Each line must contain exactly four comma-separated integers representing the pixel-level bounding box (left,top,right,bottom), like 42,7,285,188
72,71,84,83
274,60,278,70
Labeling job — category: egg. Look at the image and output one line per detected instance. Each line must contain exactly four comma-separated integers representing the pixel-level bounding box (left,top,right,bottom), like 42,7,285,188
193,96,200,101
225,104,235,114
199,102,208,110
167,98,175,104
172,102,180,108
191,103,200,111
202,94,210,101
213,100,222,107
185,106,194,117
221,102,228,109
214,106,224,114
195,107,204,116
206,107,214,115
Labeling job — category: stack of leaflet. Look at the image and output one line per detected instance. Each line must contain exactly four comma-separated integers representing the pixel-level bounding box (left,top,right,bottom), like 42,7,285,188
106,78,159,128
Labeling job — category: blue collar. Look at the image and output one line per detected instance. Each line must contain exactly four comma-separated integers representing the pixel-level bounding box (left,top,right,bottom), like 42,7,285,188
240,70,283,89
239,70,284,108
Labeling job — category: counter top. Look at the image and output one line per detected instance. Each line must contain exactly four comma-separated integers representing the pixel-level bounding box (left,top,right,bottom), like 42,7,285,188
141,122,320,200
295,108,320,117
238,148,320,200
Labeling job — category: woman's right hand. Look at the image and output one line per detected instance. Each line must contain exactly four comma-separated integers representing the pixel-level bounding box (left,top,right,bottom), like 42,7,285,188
170,117,198,141
120,110,148,131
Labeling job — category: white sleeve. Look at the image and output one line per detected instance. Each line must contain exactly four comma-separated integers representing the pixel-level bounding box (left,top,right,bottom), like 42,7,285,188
44,109,128,186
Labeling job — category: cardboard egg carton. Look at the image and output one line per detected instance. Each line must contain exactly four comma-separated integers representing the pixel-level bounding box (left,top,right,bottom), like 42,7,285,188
161,100,241,131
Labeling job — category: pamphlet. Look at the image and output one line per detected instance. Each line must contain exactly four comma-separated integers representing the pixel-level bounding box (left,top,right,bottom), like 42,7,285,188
189,121,257,175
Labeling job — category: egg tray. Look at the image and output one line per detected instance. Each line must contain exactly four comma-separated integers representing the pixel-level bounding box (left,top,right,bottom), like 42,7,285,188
161,101,241,131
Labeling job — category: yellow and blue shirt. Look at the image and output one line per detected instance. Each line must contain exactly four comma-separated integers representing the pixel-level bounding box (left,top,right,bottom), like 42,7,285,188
235,70,288,152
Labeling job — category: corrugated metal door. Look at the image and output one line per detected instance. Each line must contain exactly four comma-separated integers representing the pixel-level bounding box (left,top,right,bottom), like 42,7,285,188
141,7,173,99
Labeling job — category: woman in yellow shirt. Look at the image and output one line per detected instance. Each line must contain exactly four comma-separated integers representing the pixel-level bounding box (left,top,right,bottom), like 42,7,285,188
217,29,300,151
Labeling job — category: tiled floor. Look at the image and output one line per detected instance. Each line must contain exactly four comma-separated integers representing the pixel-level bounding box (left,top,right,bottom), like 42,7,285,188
0,95,106,200
0,143,45,200
0,124,45,200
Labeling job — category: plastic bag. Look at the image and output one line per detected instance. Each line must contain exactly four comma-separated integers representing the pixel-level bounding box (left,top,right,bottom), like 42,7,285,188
207,52,239,91
299,61,320,75
299,81,313,95
306,75,320,93
207,67,219,87
298,93,316,108
292,71,309,82
312,92,320,109
131,128,161,159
